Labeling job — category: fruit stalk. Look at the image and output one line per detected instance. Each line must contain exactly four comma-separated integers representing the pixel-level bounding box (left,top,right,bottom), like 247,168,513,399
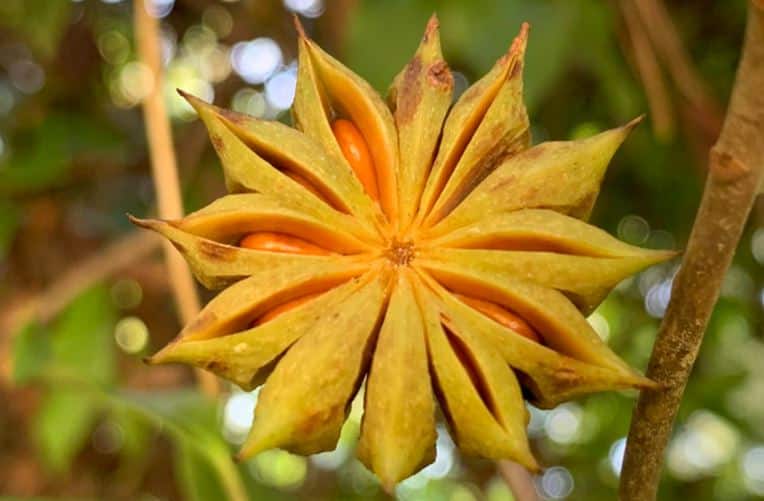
133,0,218,396
620,3,764,499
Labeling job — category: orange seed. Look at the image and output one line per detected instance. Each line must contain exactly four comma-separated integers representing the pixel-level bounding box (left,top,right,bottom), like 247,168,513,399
239,231,330,255
254,292,323,325
286,171,324,199
455,294,541,343
331,119,379,201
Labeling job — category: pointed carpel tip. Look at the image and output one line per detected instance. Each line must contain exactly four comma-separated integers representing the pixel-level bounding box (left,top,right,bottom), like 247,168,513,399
509,22,530,54
127,214,154,230
640,376,662,391
178,90,209,113
525,459,542,475
423,13,440,40
145,343,177,365
660,249,682,260
293,14,308,40
509,454,541,475
624,114,645,131
236,441,263,464
496,22,530,72
381,480,398,496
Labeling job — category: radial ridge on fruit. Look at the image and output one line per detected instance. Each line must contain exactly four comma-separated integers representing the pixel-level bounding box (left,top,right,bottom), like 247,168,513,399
132,14,675,489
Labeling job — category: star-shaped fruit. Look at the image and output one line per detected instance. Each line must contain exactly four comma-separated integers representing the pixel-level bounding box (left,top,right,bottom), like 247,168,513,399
132,16,674,489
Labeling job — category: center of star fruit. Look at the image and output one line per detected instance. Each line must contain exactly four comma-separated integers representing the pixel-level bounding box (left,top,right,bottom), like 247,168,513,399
386,240,416,266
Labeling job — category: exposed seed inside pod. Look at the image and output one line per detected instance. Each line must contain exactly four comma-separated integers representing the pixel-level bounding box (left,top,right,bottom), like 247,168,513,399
239,231,331,255
331,119,380,201
253,292,323,326
453,293,541,343
285,170,325,199
135,17,675,488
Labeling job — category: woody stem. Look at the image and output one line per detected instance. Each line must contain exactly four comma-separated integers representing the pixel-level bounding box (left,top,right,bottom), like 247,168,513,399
619,3,764,499
133,0,219,397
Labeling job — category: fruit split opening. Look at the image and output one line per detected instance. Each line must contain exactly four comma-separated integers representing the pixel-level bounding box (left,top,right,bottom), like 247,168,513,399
133,15,675,489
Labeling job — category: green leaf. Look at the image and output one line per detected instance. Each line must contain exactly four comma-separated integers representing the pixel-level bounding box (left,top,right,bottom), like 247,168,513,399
0,0,71,59
174,441,230,501
51,285,116,385
111,407,151,463
567,0,642,120
347,0,576,112
33,390,99,474
0,199,19,260
0,114,123,195
11,322,50,384
114,389,250,501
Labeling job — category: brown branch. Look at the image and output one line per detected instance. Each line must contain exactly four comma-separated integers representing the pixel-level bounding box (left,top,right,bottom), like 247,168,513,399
133,2,219,397
498,461,539,501
618,0,675,140
620,3,764,500
632,0,724,138
0,231,161,382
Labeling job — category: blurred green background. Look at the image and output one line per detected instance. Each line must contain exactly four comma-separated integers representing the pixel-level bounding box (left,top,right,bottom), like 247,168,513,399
1,0,762,499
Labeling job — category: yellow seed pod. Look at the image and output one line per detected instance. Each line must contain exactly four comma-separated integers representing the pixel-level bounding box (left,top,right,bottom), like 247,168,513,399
133,14,676,491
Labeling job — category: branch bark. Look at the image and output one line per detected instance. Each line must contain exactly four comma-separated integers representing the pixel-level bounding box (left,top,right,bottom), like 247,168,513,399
133,1,219,397
498,460,539,501
618,0,675,140
620,3,764,500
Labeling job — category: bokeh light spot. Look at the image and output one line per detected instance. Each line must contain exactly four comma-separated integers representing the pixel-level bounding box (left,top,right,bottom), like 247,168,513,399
587,312,610,341
537,466,574,499
398,424,455,490
283,0,325,18
485,475,514,501
232,88,268,118
97,30,130,65
111,278,143,309
202,5,234,38
608,437,627,477
618,215,650,245
92,421,124,454
667,410,739,480
222,389,257,444
451,71,469,101
114,316,149,354
231,38,282,84
118,61,154,105
742,446,764,495
250,449,307,490
0,83,14,115
145,0,175,19
645,278,673,318
545,403,583,445
9,60,45,94
527,403,549,438
265,66,297,111
570,122,601,140
449,484,479,501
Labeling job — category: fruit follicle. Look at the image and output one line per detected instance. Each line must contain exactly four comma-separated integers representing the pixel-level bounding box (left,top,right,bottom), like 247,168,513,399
132,14,676,489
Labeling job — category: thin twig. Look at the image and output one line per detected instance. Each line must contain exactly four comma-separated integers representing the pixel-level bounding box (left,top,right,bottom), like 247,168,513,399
632,0,723,137
620,3,764,500
618,0,675,140
133,1,218,397
1,231,162,382
498,460,538,501
3,231,160,330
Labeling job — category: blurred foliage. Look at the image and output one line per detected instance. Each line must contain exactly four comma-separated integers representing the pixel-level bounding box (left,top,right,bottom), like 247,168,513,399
0,0,760,500
0,113,124,195
0,0,72,59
